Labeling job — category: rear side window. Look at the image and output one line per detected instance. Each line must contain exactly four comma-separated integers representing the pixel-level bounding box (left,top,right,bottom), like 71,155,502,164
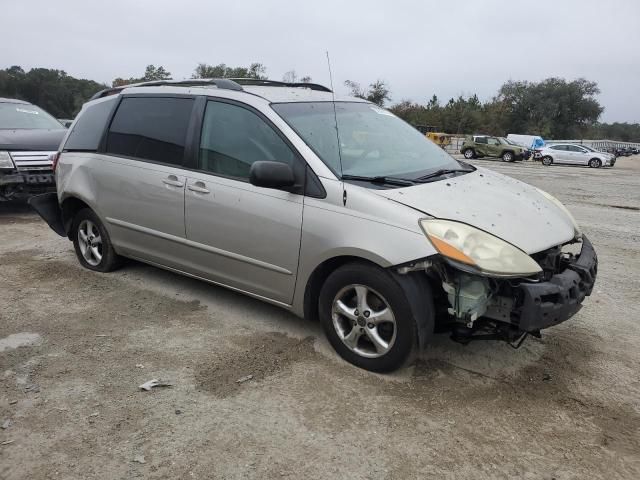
106,97,194,165
64,97,117,151
475,137,488,144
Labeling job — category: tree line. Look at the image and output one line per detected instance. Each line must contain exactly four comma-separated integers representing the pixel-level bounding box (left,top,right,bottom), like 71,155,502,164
1,64,638,141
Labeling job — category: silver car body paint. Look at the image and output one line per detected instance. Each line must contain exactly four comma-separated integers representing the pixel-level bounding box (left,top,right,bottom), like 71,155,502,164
56,84,579,318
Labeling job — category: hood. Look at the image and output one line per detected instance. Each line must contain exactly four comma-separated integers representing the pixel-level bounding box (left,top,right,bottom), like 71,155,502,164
376,167,576,254
0,128,66,151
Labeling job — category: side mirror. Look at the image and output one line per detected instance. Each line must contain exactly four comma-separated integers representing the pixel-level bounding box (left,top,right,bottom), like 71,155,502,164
249,161,295,189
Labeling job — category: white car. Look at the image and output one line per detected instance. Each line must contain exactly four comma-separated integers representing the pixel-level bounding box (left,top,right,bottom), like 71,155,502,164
540,144,615,168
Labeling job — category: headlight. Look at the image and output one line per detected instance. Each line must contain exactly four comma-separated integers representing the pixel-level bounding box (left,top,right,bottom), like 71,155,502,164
420,219,542,277
0,151,15,169
536,188,582,239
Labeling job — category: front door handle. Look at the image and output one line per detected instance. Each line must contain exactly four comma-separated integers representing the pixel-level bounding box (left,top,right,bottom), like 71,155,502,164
162,175,184,188
188,181,210,194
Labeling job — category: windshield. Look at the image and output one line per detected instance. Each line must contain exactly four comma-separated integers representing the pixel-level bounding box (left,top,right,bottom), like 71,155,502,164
272,102,461,179
0,103,63,130
500,137,519,146
582,145,597,152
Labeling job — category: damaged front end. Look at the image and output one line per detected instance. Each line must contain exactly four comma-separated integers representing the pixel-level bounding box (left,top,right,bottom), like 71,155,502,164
398,236,598,347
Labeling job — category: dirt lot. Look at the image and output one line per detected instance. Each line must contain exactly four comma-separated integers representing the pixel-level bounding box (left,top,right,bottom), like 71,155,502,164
1,157,639,479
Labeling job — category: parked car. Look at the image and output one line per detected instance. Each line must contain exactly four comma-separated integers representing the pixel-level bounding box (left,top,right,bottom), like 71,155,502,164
631,147,639,155
506,134,545,150
460,135,529,161
0,98,66,200
540,144,615,168
30,79,597,372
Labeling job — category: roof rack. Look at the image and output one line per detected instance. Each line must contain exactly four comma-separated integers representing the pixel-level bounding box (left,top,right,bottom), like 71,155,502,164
228,78,332,93
88,77,332,101
89,78,244,100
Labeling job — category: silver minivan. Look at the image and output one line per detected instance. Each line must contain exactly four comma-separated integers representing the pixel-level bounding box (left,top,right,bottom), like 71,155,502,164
31,79,597,372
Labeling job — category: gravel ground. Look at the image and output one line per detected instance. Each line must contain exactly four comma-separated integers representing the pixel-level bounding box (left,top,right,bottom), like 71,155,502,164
1,156,639,479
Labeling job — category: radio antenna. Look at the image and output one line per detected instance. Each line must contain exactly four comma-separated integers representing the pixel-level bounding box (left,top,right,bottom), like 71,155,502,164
325,51,345,187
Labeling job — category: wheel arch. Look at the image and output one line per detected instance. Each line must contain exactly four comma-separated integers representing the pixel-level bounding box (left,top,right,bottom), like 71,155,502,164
61,196,93,238
303,255,383,324
302,254,435,349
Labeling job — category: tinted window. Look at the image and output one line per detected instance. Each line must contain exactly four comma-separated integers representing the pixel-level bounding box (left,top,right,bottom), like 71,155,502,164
487,137,500,145
475,137,488,144
199,101,296,179
106,97,194,165
550,145,566,151
65,97,117,151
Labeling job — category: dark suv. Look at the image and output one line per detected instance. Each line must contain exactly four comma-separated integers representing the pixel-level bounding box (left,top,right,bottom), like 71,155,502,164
461,135,529,162
0,98,66,200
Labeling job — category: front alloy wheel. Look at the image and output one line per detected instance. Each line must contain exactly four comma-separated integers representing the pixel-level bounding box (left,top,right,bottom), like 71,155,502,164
463,149,475,159
542,156,553,166
589,158,602,168
319,262,431,372
331,284,397,358
502,151,514,162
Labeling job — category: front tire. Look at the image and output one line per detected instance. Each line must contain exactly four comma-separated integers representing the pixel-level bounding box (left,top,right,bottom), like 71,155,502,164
542,156,553,166
72,208,123,272
319,262,424,372
501,151,514,162
589,158,602,168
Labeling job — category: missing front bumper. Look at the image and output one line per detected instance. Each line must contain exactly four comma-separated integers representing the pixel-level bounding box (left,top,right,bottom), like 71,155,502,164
515,236,597,331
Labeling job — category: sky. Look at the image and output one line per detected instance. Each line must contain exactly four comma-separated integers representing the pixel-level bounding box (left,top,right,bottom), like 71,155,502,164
2,0,639,123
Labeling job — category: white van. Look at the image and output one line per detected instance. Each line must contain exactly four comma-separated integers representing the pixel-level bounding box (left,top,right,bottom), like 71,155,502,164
507,134,545,150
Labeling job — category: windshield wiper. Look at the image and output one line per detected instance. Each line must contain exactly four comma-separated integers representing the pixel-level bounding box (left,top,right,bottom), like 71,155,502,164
414,168,473,183
341,174,415,187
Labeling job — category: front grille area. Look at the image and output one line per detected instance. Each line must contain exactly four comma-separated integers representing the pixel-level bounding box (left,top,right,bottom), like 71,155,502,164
10,151,55,172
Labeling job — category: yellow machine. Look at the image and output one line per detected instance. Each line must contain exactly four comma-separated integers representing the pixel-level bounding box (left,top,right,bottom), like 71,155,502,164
415,125,452,149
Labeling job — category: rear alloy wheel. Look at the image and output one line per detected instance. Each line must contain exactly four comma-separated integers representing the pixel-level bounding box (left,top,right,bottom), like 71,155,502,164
463,148,475,159
542,156,553,166
319,263,425,372
72,208,123,272
589,158,602,168
501,151,514,162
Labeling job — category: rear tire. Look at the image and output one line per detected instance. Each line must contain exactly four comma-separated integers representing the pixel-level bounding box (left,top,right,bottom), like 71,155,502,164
463,148,475,159
542,156,553,166
589,158,602,168
72,208,123,272
318,263,425,372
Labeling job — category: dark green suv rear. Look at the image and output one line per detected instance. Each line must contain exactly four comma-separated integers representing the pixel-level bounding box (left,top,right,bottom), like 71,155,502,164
460,135,529,162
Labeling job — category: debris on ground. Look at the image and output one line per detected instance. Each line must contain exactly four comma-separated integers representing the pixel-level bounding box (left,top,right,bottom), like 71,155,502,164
1,440,14,446
138,379,173,391
133,455,146,464
542,373,552,382
2,419,12,429
135,364,145,369
235,374,254,384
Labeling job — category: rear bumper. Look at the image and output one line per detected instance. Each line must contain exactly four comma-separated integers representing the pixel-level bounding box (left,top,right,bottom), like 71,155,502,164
516,237,597,331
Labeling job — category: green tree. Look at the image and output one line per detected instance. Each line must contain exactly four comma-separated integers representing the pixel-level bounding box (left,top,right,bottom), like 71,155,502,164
344,79,391,106
112,64,172,87
192,62,267,79
0,66,106,118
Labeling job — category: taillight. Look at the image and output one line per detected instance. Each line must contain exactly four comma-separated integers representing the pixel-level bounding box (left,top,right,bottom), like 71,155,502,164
50,152,60,172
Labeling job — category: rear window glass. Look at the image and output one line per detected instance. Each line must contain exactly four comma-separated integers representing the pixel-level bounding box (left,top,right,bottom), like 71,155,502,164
64,97,117,151
106,97,194,165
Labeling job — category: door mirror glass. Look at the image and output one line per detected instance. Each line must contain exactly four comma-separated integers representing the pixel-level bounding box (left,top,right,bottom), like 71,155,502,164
249,161,295,189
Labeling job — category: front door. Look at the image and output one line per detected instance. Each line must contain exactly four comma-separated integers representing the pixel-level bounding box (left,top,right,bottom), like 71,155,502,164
184,100,304,304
